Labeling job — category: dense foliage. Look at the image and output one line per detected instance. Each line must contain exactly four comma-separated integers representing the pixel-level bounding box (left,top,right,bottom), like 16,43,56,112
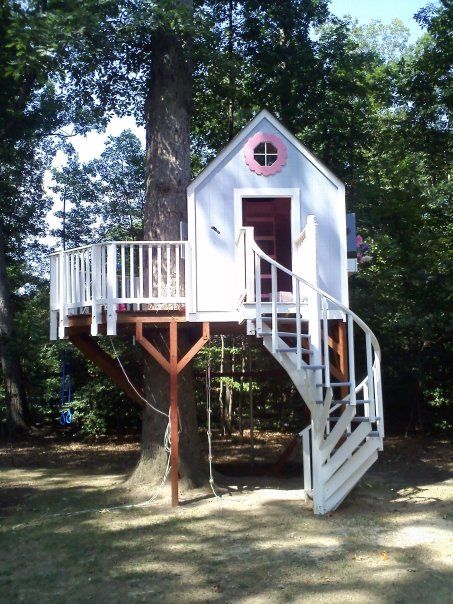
0,0,451,438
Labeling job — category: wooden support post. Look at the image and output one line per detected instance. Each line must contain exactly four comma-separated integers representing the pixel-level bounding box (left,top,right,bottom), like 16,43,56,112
136,321,210,507
169,322,179,507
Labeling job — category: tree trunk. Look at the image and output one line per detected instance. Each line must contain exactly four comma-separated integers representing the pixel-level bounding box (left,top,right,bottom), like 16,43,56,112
0,220,29,435
128,0,202,488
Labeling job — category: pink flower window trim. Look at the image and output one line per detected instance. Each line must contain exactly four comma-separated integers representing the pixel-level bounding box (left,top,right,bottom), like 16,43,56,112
243,132,288,176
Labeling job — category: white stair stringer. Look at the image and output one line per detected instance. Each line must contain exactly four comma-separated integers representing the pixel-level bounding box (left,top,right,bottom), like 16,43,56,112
238,224,385,515
324,443,379,512
262,333,316,414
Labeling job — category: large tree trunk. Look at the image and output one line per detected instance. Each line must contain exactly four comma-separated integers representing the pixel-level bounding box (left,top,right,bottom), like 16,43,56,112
0,220,29,435
128,0,202,488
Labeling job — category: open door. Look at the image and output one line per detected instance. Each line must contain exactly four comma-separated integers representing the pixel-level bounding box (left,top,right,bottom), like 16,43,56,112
243,197,292,300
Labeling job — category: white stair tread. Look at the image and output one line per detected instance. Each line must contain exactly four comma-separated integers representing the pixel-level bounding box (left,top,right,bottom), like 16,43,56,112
329,416,380,423
278,331,310,338
317,381,351,387
276,347,313,354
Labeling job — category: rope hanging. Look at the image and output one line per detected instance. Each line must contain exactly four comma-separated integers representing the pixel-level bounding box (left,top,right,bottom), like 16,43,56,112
206,345,221,499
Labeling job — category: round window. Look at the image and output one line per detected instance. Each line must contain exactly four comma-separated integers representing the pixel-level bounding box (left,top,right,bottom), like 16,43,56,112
243,133,287,175
253,142,278,166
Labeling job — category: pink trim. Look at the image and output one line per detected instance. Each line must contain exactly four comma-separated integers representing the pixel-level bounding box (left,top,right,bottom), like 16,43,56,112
243,132,288,176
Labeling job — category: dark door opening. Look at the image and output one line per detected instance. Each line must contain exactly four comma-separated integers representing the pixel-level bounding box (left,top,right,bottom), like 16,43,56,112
243,197,292,299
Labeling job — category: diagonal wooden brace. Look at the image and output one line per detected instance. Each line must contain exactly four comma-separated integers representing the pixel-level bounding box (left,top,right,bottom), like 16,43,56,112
69,334,144,407
135,322,171,373
177,322,210,374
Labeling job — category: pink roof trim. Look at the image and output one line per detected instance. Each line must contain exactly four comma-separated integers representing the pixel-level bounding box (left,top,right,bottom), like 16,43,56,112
243,132,288,176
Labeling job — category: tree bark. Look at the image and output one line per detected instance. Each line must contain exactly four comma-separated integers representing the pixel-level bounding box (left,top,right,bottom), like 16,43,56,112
0,220,29,435
128,0,202,488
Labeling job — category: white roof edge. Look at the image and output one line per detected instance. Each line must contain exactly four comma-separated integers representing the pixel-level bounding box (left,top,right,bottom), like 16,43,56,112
187,109,344,195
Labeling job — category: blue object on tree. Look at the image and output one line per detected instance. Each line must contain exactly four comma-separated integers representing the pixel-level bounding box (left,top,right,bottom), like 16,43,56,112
59,349,74,426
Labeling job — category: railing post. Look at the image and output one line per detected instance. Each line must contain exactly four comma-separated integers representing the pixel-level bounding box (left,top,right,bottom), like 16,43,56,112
309,292,322,397
295,283,302,370
185,242,192,316
235,229,245,305
365,331,375,417
375,355,384,440
347,314,356,405
254,251,262,335
50,255,58,340
245,228,255,303
106,242,117,336
91,244,100,336
271,264,277,353
304,215,322,396
322,297,330,388
58,252,67,339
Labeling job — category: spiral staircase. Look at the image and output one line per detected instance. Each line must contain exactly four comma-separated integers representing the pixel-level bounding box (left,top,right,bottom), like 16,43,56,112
237,222,384,515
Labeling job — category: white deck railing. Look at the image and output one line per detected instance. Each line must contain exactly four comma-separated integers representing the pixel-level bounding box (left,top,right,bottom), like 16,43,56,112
50,241,190,339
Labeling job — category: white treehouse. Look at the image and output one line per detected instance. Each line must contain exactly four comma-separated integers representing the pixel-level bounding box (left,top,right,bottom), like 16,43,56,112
50,110,384,514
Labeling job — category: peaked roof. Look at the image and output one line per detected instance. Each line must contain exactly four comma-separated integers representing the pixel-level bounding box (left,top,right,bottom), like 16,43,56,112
187,109,344,195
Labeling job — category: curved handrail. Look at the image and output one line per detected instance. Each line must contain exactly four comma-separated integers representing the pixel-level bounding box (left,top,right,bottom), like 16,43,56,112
239,226,383,434
243,229,381,360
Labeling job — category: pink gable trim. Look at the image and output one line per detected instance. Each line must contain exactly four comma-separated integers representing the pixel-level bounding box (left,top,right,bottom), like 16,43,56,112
243,132,288,176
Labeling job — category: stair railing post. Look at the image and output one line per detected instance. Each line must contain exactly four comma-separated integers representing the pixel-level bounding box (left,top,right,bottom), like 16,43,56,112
106,242,117,335
295,281,302,370
347,314,356,405
245,227,255,303
91,244,100,336
375,355,384,440
271,264,277,352
363,381,370,422
365,331,374,418
322,296,330,389
254,250,262,335
235,229,245,306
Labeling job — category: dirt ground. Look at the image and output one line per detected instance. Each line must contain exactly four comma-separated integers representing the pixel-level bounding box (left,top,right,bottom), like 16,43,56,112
0,431,452,604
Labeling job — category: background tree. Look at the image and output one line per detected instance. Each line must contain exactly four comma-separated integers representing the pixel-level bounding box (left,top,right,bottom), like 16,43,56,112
1,0,451,445
51,130,145,247
90,131,145,241
0,0,71,434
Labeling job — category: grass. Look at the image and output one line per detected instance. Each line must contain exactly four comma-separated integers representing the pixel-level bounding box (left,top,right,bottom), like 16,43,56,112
0,434,452,603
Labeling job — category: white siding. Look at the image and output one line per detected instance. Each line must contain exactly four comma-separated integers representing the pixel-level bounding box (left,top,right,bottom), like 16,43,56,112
191,116,348,315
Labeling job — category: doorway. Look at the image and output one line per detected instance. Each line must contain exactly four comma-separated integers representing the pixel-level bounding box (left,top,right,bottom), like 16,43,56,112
242,197,292,298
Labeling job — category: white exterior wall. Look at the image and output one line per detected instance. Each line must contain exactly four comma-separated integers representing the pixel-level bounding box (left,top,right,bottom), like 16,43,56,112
188,115,348,320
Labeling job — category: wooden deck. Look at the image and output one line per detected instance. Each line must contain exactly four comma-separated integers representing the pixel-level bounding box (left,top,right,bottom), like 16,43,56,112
64,310,247,337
